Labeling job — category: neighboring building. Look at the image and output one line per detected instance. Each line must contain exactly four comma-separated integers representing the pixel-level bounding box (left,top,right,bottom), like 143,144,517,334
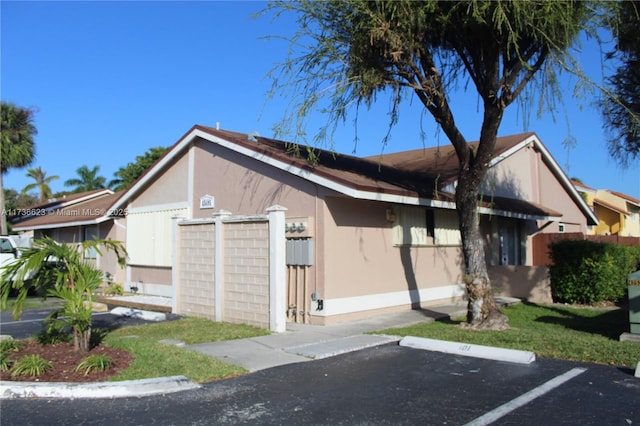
572,179,640,237
595,190,640,237
103,126,596,324
9,189,127,284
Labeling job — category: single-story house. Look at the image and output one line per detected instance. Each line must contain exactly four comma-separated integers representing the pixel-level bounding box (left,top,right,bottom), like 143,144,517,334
97,125,596,325
10,189,126,284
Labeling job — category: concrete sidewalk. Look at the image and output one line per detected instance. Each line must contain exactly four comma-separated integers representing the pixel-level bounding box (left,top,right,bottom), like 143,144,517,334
186,305,467,372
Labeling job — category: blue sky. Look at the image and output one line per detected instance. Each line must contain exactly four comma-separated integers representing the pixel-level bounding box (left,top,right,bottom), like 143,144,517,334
2,1,638,199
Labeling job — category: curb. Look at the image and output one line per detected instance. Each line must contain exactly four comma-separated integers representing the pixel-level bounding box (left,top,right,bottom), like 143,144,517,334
399,336,536,364
0,375,200,399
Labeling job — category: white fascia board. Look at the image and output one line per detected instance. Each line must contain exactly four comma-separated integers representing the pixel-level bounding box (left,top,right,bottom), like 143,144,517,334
54,189,114,208
127,202,190,214
12,216,112,232
530,137,599,225
477,206,561,222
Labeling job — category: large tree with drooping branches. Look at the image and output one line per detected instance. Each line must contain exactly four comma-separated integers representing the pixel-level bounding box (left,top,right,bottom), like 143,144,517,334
263,0,608,329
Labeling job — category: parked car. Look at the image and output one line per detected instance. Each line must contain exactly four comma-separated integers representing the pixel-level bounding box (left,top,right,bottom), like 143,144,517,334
0,235,35,281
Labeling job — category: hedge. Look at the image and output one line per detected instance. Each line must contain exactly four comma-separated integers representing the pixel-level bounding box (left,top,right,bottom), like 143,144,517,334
548,240,640,305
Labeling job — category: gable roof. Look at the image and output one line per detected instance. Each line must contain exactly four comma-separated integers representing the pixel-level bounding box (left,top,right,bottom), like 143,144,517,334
593,198,631,216
11,190,124,231
112,125,596,224
608,190,640,207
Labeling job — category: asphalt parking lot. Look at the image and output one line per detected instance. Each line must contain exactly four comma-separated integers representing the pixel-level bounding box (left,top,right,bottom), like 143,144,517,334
2,343,638,425
2,302,638,425
0,301,178,340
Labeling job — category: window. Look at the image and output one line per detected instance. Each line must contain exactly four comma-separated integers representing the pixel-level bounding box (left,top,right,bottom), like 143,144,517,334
0,238,14,254
558,223,565,233
393,206,461,246
499,220,524,265
83,225,99,259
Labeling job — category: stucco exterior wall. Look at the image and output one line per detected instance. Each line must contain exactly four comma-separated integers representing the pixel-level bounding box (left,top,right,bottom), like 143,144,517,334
316,196,465,322
36,221,126,286
191,138,318,218
127,265,172,296
129,153,190,208
488,265,552,303
97,221,127,284
483,144,536,200
537,158,586,234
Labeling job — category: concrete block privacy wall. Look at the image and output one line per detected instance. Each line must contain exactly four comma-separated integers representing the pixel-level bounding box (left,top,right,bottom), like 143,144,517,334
174,206,287,331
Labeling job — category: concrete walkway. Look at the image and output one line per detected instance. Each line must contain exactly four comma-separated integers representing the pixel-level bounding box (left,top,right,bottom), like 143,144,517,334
187,305,467,372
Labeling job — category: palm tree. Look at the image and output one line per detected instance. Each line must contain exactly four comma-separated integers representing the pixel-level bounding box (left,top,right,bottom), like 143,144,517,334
1,102,37,234
0,237,127,352
22,166,59,203
64,165,107,193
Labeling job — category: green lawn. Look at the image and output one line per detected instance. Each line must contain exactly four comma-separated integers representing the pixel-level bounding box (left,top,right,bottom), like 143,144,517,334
2,298,270,383
103,317,270,382
377,302,639,368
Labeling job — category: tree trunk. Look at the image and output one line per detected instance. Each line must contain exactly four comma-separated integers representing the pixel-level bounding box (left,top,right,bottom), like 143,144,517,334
0,171,7,235
455,105,509,331
456,183,509,330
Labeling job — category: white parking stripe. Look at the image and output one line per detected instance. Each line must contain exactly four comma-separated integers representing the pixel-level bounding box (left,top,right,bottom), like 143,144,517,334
464,367,588,426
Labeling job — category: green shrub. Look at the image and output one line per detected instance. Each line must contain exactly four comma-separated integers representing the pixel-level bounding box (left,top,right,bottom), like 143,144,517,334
36,317,72,344
0,352,14,371
549,240,640,304
106,282,124,296
0,338,23,353
11,354,52,377
75,354,112,375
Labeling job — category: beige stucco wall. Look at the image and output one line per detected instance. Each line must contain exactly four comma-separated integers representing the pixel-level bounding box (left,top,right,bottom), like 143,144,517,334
127,265,172,296
129,153,190,208
483,144,536,200
316,196,465,322
191,138,318,218
489,265,552,303
36,220,126,286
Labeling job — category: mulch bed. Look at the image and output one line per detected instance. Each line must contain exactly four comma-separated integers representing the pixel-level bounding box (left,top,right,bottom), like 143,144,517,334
1,340,134,383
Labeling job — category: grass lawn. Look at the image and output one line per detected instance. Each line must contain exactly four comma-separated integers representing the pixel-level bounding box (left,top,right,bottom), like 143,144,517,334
377,302,639,368
2,299,270,383
103,317,270,382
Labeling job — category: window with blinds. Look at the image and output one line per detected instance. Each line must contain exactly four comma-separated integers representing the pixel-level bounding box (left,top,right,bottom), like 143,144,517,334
393,206,461,247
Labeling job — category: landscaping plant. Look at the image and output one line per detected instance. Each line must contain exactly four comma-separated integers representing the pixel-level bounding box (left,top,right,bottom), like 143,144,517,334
10,354,52,377
75,354,113,376
0,236,127,352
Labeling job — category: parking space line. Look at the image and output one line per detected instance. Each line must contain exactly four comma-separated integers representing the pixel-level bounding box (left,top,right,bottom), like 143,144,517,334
1,311,112,326
464,367,587,426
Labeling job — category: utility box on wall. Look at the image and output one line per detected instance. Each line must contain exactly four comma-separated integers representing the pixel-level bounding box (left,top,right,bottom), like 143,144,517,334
286,238,314,266
628,270,640,334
